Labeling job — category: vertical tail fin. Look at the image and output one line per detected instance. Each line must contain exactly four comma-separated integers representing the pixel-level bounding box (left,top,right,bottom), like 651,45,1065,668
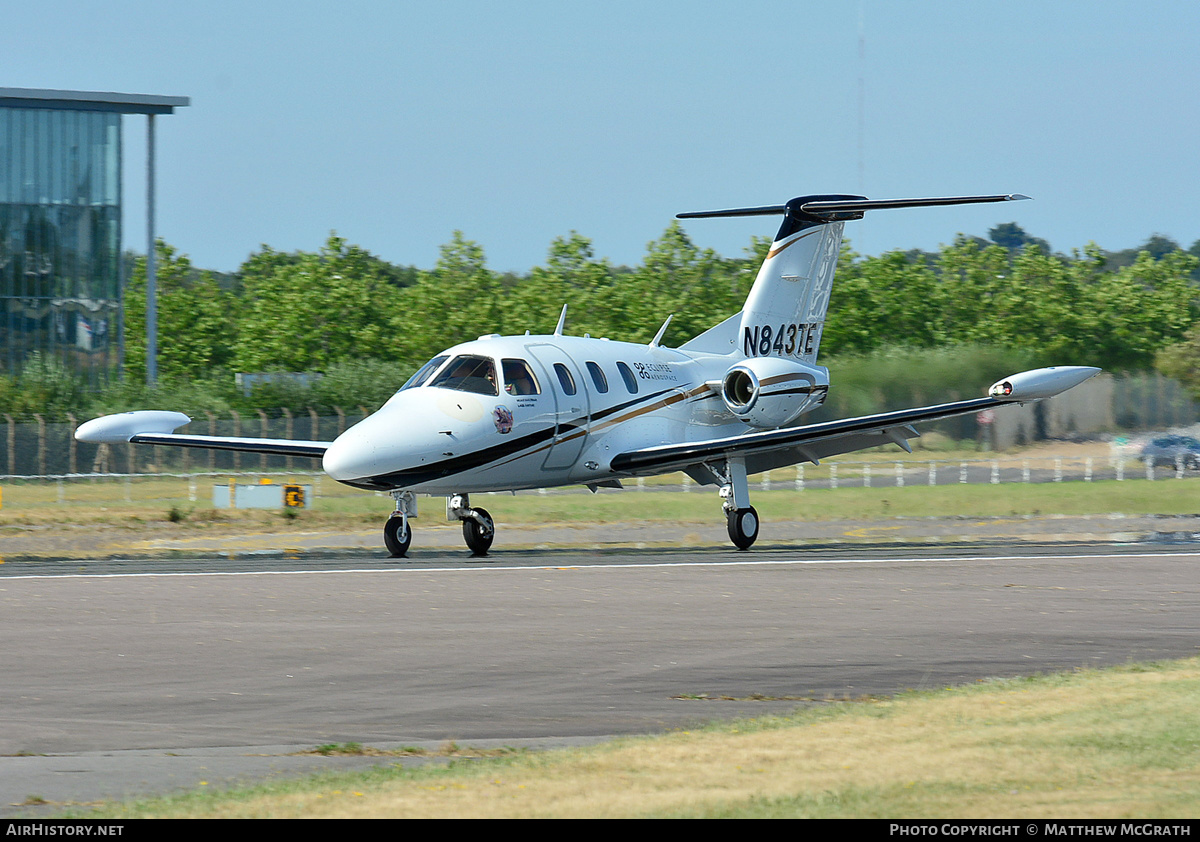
738,201,853,363
677,193,1029,360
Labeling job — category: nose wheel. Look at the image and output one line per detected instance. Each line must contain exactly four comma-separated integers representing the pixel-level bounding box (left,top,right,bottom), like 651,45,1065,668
384,490,418,558
383,513,412,558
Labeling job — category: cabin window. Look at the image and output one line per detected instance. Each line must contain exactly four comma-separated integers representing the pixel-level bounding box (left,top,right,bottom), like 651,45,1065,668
398,355,449,391
502,358,541,395
553,362,577,396
429,354,498,396
586,361,609,394
616,361,638,393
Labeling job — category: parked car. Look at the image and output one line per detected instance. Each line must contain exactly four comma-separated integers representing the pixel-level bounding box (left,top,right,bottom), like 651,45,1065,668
1140,435,1200,469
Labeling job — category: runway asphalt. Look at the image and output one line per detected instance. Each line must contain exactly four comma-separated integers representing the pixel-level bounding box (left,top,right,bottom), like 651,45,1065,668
1,538,1198,816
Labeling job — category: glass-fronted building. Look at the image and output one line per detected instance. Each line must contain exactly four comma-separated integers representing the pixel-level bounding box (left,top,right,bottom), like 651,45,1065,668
0,89,187,388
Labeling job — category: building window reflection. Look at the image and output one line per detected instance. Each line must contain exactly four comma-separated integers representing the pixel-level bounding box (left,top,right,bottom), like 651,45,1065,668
0,107,121,388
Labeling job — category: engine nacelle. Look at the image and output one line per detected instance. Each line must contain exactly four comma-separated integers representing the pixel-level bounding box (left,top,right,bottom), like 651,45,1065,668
721,357,829,428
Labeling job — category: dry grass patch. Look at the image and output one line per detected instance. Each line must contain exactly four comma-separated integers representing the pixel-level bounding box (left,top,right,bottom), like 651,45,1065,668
80,658,1200,819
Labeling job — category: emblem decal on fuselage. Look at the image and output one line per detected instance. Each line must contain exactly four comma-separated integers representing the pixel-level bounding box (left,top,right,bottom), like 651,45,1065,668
493,405,514,434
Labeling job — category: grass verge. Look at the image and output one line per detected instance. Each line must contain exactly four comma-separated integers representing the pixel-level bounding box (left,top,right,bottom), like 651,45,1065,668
0,478,1195,532
61,657,1200,819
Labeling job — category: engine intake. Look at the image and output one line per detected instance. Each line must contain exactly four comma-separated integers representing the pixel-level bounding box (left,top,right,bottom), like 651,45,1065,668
721,358,829,428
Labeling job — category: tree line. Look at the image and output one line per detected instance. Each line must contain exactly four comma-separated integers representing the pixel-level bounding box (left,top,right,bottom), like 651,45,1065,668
4,221,1200,419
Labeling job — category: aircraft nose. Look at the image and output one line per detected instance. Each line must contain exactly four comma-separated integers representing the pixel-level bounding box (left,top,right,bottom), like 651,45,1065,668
322,427,376,482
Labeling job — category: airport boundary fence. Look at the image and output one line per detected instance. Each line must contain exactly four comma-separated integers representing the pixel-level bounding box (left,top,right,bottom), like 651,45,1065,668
0,453,1195,514
0,393,1196,513
2,409,370,476
7,373,1198,477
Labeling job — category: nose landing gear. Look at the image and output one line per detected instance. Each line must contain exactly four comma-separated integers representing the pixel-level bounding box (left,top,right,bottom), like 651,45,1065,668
384,490,417,558
383,512,413,557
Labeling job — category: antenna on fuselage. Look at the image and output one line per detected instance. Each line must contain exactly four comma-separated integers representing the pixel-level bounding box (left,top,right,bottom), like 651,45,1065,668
649,314,673,348
554,304,568,336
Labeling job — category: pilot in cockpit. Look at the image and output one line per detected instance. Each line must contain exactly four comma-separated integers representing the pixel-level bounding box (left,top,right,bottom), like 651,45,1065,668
430,355,499,396
503,359,539,396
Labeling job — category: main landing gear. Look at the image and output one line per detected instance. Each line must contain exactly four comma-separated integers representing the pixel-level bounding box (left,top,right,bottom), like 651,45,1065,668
382,490,495,558
448,494,495,557
726,505,760,551
706,455,760,551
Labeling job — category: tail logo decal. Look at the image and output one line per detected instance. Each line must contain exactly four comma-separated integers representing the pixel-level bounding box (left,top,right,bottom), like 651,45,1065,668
800,229,839,323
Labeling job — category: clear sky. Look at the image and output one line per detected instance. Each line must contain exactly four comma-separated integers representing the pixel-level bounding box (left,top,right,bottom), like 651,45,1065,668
9,0,1200,273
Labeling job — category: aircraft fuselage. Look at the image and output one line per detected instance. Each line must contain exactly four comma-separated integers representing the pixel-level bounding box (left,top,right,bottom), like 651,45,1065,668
321,333,753,493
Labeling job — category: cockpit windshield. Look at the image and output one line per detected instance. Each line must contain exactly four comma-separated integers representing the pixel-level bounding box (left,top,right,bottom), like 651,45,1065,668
428,354,499,396
398,355,449,392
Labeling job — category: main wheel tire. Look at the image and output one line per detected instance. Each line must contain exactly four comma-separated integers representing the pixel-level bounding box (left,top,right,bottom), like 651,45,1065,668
726,506,759,551
462,507,495,556
383,515,412,558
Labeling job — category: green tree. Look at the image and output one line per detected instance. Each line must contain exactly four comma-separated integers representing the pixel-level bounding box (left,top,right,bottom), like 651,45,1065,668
1088,250,1199,370
233,234,398,372
0,352,87,416
1139,234,1181,261
824,247,941,354
513,232,616,338
393,231,503,364
613,220,742,346
1156,322,1200,399
994,244,1089,363
932,237,1013,346
123,241,233,383
988,222,1051,253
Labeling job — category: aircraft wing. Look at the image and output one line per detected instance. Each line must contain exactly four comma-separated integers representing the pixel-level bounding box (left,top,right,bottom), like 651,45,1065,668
609,366,1100,477
75,411,330,459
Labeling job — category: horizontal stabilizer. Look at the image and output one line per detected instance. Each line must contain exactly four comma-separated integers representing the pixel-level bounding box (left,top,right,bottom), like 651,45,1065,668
678,193,1029,223
798,194,1029,218
677,204,789,219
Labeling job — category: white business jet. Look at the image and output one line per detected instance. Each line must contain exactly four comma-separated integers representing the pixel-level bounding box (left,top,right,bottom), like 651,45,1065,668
77,193,1099,557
